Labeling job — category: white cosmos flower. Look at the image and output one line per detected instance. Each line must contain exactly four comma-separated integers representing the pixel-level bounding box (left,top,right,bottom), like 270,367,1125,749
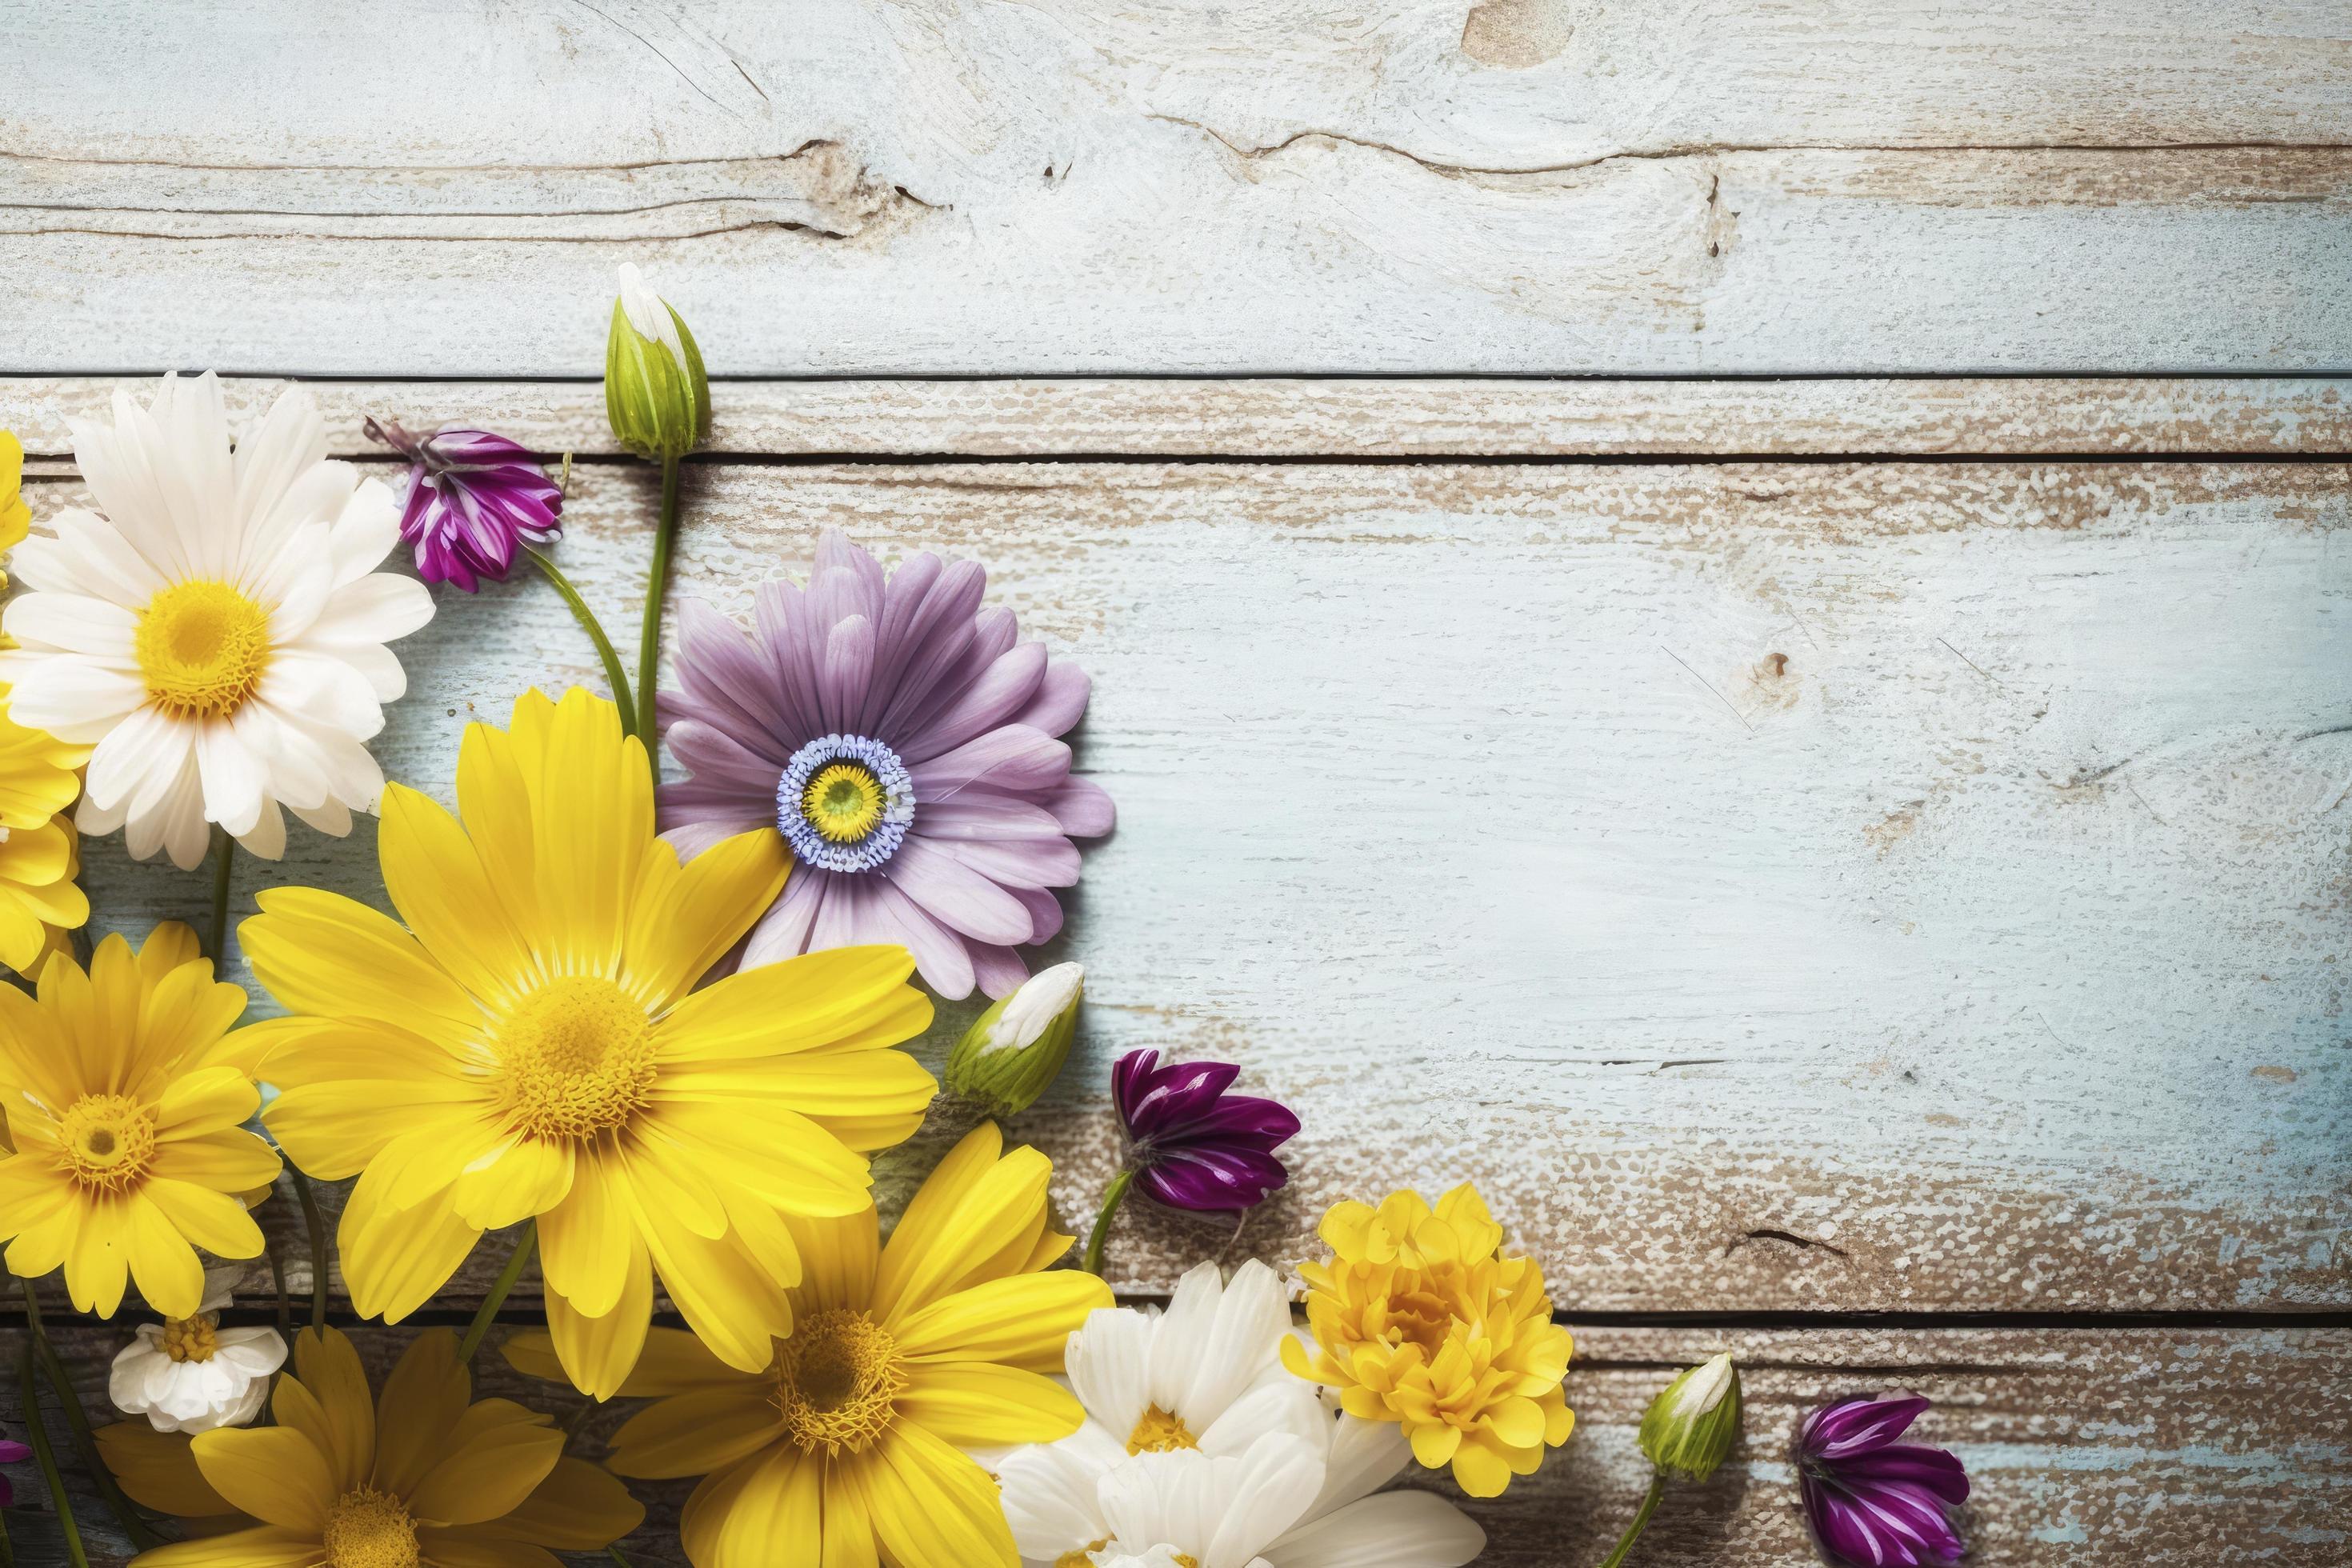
107,1267,287,1434
0,373,433,869
998,1262,1484,1568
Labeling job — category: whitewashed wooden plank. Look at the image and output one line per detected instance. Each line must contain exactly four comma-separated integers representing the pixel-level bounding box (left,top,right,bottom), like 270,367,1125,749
2,4,2347,374
27,455,2346,1312
8,377,2352,458
14,1321,2350,1567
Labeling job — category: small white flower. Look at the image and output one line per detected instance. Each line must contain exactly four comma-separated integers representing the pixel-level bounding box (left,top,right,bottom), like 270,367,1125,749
107,1268,286,1434
986,962,1086,1055
0,372,433,869
998,1262,1484,1568
614,262,689,368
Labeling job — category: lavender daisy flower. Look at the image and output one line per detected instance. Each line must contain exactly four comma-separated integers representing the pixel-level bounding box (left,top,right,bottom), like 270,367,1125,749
658,529,1114,1000
1795,1394,1970,1568
365,418,562,590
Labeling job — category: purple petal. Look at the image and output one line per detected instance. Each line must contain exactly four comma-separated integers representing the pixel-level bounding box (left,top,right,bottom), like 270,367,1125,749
1126,1060,1242,1138
0,1440,27,1463
910,798,1068,840
923,834,1081,890
1041,777,1116,838
1842,1446,1970,1506
1806,1478,1911,1568
901,641,1049,762
741,864,828,967
867,875,978,1000
968,941,1030,999
1802,1397,1930,1461
1138,1144,1290,1212
871,561,990,743
1162,1091,1302,1148
1014,659,1091,737
910,726,1071,802
1009,884,1066,944
881,835,1035,945
672,598,802,751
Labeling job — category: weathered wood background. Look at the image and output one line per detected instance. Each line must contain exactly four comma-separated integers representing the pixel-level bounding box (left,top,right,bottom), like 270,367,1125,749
2,2,2347,1564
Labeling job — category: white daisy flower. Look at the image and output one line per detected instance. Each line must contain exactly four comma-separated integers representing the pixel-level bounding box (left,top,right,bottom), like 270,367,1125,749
0,373,433,869
998,1262,1485,1568
107,1266,287,1434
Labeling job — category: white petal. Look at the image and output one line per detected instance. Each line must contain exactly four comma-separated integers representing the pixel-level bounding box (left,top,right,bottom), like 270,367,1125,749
325,477,401,586
237,795,288,860
1198,1383,1326,1462
71,386,188,580
998,1440,1116,1561
231,385,330,542
0,654,145,742
308,572,434,648
156,372,237,578
1202,1436,1324,1568
84,706,193,814
1164,1262,1290,1432
289,794,354,838
195,722,268,835
1303,1414,1413,1517
209,1329,288,1377
1266,1492,1486,1568
1068,1306,1157,1442
258,649,382,739
10,511,164,605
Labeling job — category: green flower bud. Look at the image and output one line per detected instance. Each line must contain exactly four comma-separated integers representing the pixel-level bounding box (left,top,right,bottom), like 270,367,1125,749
945,962,1084,1118
1639,1350,1742,1481
604,262,710,461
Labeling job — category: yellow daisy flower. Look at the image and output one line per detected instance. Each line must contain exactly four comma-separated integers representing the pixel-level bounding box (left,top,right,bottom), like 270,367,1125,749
506,1122,1111,1568
0,923,279,1318
246,687,940,1397
1280,1182,1575,1498
0,698,91,974
102,1324,643,1566
0,427,30,582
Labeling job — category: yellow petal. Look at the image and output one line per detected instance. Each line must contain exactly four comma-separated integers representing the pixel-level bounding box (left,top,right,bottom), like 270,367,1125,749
126,1527,325,1567
290,1326,377,1492
406,1415,563,1527
152,1128,283,1193
866,1121,1002,1321
706,1445,821,1568
242,887,484,1038
890,1272,1110,1372
189,1425,334,1530
873,1129,1053,1325
619,826,786,1011
139,1178,263,1259
96,1422,240,1519
1450,1434,1514,1498
536,1158,633,1318
486,1454,646,1550
525,687,646,978
152,1066,260,1138
605,1387,783,1481
378,782,540,1013
855,1422,1017,1568
372,1330,471,1499
121,1194,206,1318
894,1362,1084,1447
449,1135,577,1231
542,1231,654,1402
336,1160,480,1323
651,946,927,1063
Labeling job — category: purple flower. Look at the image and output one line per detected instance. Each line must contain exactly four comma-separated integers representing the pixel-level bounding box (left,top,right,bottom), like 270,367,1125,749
0,1426,28,1506
658,530,1114,1000
1113,1048,1300,1212
1795,1395,1970,1568
366,418,562,591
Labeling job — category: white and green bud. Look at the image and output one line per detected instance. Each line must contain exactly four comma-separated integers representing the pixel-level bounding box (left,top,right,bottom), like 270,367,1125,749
945,962,1084,1118
604,262,710,461
1638,1351,1742,1481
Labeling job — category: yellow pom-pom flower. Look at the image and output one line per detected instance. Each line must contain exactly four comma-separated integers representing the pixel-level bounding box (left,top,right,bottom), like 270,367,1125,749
245,688,941,1398
0,924,279,1318
506,1122,1112,1568
1281,1182,1575,1498
101,1325,643,1566
0,698,90,974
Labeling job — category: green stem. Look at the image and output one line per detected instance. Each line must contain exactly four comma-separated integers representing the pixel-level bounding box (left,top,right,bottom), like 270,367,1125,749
456,1223,538,1366
634,454,682,781
609,1549,635,1567
0,1494,14,1568
204,826,234,965
1596,1472,1668,1568
527,549,636,734
21,1281,159,1550
1081,1168,1135,1278
16,1340,87,1568
290,1168,330,1328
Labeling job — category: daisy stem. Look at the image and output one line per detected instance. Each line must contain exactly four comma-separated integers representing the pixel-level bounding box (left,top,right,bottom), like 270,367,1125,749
204,826,234,966
1080,1167,1135,1277
456,1222,538,1366
20,1281,160,1551
528,550,637,736
14,1339,88,1568
290,1168,331,1328
1594,1472,1667,1568
633,454,682,780
0,1495,13,1568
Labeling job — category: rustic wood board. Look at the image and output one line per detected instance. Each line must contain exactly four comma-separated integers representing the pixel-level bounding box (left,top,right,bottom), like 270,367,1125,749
16,439,2346,1316
6,1319,2347,1567
5,5,2350,373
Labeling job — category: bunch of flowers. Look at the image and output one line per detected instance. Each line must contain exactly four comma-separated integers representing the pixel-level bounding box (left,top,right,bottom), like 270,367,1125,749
0,272,1972,1568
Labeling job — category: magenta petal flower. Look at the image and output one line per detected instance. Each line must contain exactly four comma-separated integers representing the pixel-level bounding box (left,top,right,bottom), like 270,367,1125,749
1795,1395,1970,1568
1113,1048,1300,1212
366,418,562,591
0,1430,28,1507
658,529,1114,1000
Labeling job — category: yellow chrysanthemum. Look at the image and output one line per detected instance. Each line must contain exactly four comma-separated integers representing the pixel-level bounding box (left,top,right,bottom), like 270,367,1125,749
506,1122,1111,1568
1280,1182,1575,1498
246,688,940,1397
0,697,91,974
0,428,29,588
0,924,279,1318
102,1325,643,1566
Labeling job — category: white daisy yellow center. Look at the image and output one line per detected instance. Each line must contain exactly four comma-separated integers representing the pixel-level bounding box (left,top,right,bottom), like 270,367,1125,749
774,1308,906,1456
55,1094,157,1192
491,977,658,1142
1126,1404,1199,1454
1056,1544,1112,1568
134,578,272,721
160,1314,219,1364
322,1487,418,1568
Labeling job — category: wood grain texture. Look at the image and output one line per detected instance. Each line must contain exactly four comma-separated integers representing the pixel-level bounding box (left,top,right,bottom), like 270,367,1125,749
8,377,2352,459
5,1320,2346,1566
21,448,2346,1314
4,4,2349,374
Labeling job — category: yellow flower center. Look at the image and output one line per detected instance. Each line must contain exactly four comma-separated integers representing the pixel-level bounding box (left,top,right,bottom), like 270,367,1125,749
161,1315,219,1364
321,1488,418,1568
773,1308,905,1456
1126,1405,1198,1455
134,579,272,721
1054,1543,1110,1568
491,976,658,1142
54,1094,157,1192
800,762,886,844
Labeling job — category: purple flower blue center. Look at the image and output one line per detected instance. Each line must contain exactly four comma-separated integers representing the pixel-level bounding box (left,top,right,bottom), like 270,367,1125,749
775,734,914,874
